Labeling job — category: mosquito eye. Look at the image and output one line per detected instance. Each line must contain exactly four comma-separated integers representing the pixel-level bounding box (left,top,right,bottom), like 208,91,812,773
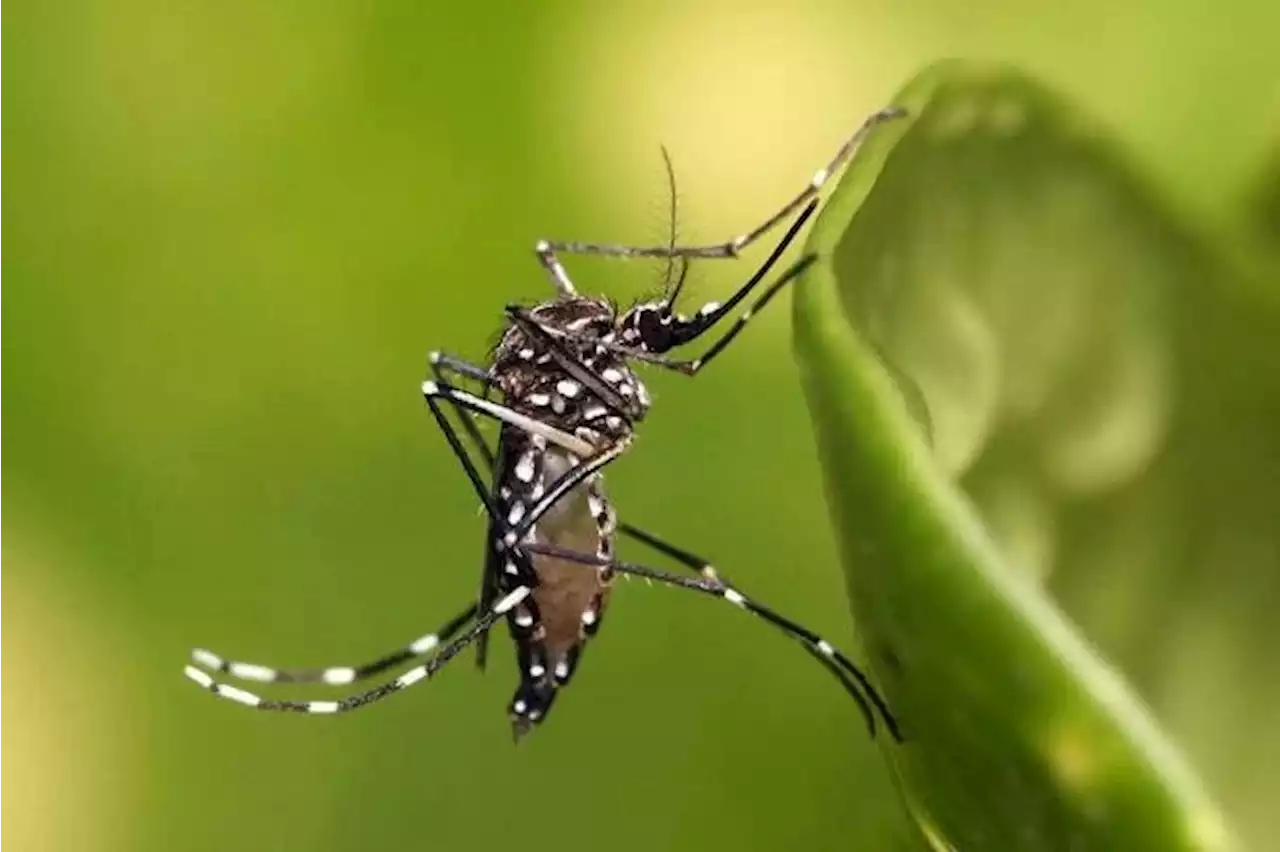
635,308,671,351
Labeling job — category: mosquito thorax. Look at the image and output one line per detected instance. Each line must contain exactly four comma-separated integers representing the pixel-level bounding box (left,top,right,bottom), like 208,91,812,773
491,296,652,432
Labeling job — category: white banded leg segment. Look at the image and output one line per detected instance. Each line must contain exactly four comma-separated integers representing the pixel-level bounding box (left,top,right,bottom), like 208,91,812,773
187,603,479,688
422,381,594,457
514,541,899,740
538,108,904,262
184,595,524,715
535,239,578,296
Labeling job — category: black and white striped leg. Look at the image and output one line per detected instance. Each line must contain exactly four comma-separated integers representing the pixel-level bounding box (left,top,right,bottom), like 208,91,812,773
613,524,900,737
419,369,706,574
517,541,901,741
427,352,497,467
549,198,815,377
422,378,596,458
672,253,818,375
535,108,904,263
184,588,532,714
502,436,631,547
190,604,479,687
421,374,631,568
535,240,579,297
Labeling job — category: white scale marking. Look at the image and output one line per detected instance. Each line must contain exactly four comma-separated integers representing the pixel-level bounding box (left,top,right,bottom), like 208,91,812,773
423,382,592,455
528,392,550,407
581,609,597,626
507,502,525,526
505,561,520,576
308,701,340,714
554,661,570,679
228,662,276,682
699,301,721,316
191,649,223,670
583,405,607,420
587,493,606,519
184,665,214,688
515,611,534,627
494,587,532,614
816,640,835,658
513,699,527,714
218,684,261,707
529,664,546,678
723,589,747,607
601,368,623,384
515,453,536,483
323,667,356,685
398,667,428,687
410,633,440,654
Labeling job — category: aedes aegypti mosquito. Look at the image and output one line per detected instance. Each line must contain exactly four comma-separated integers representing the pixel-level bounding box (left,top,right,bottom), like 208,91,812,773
185,106,906,742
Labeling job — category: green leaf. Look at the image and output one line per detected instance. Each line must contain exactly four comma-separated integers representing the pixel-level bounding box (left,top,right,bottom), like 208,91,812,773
793,61,1241,851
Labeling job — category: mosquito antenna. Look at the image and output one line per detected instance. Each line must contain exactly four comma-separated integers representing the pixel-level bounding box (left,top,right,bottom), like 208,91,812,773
658,144,689,309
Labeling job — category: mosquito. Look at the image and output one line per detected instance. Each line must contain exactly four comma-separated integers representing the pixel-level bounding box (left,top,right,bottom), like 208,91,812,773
185,106,906,742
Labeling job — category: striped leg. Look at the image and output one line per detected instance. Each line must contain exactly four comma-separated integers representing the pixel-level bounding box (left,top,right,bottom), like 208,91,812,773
423,353,709,561
611,525,900,738
189,604,477,687
518,540,901,741
429,351,497,468
184,588,532,714
422,379,595,458
537,108,905,263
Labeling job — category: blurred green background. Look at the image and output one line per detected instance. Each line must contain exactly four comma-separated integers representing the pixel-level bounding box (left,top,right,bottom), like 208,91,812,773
4,2,1278,852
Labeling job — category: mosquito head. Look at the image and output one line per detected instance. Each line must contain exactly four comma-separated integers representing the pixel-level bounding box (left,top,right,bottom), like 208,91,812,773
617,294,721,356
616,300,671,353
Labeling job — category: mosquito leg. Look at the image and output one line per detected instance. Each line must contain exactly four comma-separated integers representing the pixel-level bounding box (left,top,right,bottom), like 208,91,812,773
610,521,898,734
428,351,498,467
535,240,579,297
675,253,818,375
538,108,904,263
612,251,818,378
421,376,629,548
502,437,631,547
423,388,505,518
546,202,814,378
419,376,661,569
517,541,901,741
423,379,596,457
430,351,493,386
184,589,532,713
614,522,723,582
190,604,478,687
